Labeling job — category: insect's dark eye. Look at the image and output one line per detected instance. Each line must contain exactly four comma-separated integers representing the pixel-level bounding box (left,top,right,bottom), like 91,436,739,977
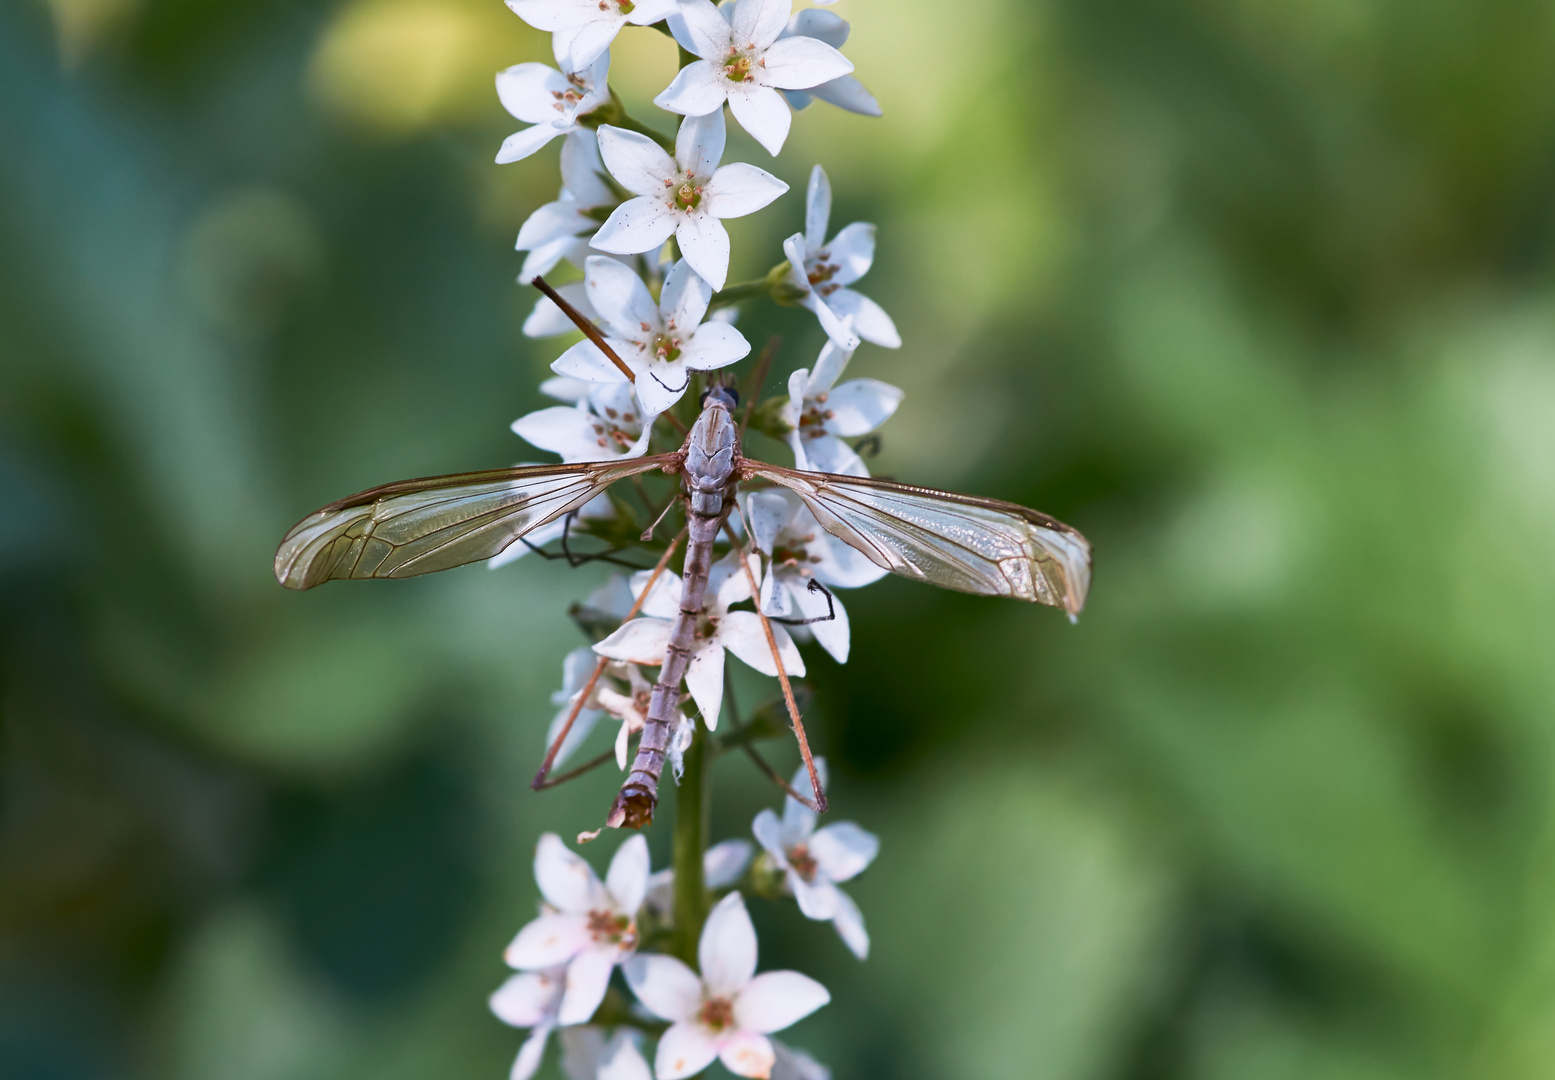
699,386,739,409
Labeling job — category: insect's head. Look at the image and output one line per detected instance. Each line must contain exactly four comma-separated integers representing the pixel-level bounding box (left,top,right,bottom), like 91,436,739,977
700,385,739,411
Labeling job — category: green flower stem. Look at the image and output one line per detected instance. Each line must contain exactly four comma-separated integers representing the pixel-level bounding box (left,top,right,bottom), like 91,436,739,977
584,89,675,152
671,722,710,966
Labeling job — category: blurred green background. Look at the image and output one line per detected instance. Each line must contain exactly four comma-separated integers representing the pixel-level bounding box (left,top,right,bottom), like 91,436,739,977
5,0,1555,1078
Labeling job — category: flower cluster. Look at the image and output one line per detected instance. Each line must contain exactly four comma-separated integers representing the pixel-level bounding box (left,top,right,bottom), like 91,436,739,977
487,3,901,1076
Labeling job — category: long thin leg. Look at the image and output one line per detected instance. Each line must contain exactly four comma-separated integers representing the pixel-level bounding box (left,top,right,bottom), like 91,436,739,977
723,512,827,813
723,666,820,810
531,529,685,790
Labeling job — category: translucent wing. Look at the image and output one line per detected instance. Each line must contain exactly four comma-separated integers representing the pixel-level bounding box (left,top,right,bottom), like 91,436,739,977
742,464,1092,615
274,456,675,590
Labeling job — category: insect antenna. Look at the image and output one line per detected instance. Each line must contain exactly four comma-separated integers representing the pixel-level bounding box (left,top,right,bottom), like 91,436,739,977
530,275,636,383
532,529,685,790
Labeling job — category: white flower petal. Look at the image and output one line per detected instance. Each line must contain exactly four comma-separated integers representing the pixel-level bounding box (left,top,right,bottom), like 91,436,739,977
525,280,597,337
790,875,841,921
808,822,879,882
559,128,615,205
719,1031,777,1080
760,566,792,618
681,321,751,371
807,74,882,117
598,1037,655,1080
730,0,789,50
728,85,792,155
820,377,903,436
516,200,592,251
805,335,852,396
677,109,727,179
560,18,620,71
585,256,660,340
594,618,675,666
606,833,651,914
800,434,867,477
811,532,887,588
623,954,703,1022
546,702,603,767
700,890,758,995
706,839,755,887
592,197,679,256
497,123,566,164
684,643,726,730
551,338,637,384
511,1024,553,1080
490,969,563,1027
614,716,633,770
803,165,830,251
674,0,734,57
635,359,691,415
675,213,731,291
654,1021,720,1080
823,289,900,348
785,8,848,49
771,1039,831,1080
633,567,684,618
506,912,591,969
596,125,678,195
801,291,860,352
704,162,789,219
512,405,604,460
505,0,596,33
751,808,787,863
558,946,618,1024
829,888,869,959
655,61,730,116
747,491,793,554
820,221,874,284
625,0,681,23
781,759,823,843
719,612,806,679
661,258,712,329
536,833,608,913
520,236,588,285
496,63,570,123
559,1027,610,1080
733,971,830,1033
758,36,853,91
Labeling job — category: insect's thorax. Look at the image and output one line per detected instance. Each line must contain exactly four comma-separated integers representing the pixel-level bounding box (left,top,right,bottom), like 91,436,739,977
682,400,738,517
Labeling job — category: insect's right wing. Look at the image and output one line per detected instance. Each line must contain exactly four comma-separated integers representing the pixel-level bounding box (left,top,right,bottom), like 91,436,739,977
274,455,675,590
742,464,1092,616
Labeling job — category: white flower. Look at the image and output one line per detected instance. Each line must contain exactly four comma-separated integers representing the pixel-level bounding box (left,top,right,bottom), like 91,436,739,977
783,336,903,475
592,111,788,290
552,255,752,416
496,52,611,164
783,166,899,350
645,838,755,919
561,1028,655,1080
624,892,830,1079
491,966,566,1080
517,131,623,288
656,0,854,156
752,760,877,959
745,488,888,663
513,379,656,462
593,660,658,769
776,9,880,118
504,833,652,1025
507,0,682,72
592,551,805,731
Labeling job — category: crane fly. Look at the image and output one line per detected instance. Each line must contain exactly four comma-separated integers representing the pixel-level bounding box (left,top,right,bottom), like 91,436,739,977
273,282,1093,830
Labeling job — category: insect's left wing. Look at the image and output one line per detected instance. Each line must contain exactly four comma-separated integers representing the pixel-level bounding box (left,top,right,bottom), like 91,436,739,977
275,456,675,590
742,464,1092,616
